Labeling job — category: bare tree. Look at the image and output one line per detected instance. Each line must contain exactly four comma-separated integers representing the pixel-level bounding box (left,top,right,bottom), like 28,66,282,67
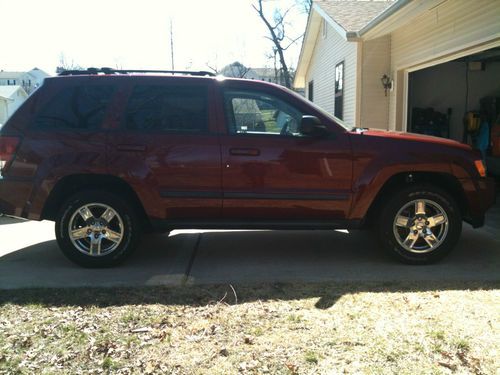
252,0,308,88
296,0,312,14
221,61,252,78
56,53,84,73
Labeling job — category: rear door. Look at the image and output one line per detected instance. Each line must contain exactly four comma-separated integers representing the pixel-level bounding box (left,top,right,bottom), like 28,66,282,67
106,77,222,220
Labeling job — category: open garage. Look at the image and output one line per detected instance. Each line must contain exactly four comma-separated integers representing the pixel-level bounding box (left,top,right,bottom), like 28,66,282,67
408,47,500,174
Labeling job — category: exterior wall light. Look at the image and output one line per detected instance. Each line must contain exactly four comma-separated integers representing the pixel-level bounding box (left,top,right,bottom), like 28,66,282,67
381,74,393,96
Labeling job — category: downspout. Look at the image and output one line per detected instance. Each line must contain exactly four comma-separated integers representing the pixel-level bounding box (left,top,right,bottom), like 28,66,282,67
355,40,363,128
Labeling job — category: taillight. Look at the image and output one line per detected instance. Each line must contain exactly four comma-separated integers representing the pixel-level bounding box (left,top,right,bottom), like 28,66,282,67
0,136,20,175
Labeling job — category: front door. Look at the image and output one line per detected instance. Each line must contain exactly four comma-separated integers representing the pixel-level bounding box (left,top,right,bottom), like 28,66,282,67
220,88,352,220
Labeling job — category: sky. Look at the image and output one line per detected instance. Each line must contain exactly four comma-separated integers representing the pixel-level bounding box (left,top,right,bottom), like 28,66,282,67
0,0,308,75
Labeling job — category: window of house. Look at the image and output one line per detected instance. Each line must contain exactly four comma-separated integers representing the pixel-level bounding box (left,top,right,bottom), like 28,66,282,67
34,85,115,130
322,19,327,38
334,61,344,120
125,85,208,133
308,81,314,102
224,90,303,137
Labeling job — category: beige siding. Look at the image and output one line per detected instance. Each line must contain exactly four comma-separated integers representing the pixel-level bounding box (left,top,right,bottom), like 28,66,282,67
305,22,358,127
360,35,391,129
388,0,500,130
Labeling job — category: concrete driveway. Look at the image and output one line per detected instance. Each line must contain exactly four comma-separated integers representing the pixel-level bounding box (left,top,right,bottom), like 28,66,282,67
0,204,499,289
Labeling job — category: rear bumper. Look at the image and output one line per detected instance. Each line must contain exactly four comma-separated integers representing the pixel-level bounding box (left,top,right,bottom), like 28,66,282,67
0,177,33,219
462,177,496,228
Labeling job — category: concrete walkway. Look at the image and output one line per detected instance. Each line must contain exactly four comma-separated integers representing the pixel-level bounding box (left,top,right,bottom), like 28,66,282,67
0,204,498,289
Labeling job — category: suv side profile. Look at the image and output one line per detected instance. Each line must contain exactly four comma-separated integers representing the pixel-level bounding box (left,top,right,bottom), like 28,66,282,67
0,68,495,267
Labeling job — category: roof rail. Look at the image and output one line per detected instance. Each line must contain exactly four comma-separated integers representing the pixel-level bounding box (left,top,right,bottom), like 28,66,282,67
58,67,216,77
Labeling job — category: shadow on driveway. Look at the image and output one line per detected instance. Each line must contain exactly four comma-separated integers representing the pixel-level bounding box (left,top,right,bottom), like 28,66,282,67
1,223,498,298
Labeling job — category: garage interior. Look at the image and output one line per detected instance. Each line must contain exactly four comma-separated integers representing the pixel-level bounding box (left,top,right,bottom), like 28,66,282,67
407,47,500,176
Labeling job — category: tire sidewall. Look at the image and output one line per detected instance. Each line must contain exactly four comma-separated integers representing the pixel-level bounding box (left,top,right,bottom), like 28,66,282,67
56,191,140,267
378,185,462,264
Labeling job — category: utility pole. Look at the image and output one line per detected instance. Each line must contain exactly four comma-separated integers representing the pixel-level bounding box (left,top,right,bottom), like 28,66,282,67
170,19,175,70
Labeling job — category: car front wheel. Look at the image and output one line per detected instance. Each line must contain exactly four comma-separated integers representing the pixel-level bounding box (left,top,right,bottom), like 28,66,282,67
378,185,462,264
55,190,141,267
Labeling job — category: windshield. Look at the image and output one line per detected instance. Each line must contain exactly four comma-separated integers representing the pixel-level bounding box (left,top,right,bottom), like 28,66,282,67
285,88,352,131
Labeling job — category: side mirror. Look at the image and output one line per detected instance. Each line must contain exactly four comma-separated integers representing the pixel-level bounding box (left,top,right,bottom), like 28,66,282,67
299,115,328,137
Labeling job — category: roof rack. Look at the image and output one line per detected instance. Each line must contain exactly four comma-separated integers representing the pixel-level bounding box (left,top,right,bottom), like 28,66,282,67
58,67,216,77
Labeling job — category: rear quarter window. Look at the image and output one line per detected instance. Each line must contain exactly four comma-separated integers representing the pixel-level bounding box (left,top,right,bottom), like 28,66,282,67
33,85,115,130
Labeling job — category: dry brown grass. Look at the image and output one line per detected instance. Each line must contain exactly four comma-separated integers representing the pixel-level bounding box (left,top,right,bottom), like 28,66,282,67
0,282,498,374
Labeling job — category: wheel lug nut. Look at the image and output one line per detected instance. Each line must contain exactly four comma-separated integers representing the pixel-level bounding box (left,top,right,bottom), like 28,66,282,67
87,229,92,234
413,230,418,235
425,221,429,225
102,230,106,234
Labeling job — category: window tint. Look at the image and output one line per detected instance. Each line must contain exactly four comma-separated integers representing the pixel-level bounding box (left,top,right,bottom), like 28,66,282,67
224,91,303,137
34,85,115,130
125,85,208,132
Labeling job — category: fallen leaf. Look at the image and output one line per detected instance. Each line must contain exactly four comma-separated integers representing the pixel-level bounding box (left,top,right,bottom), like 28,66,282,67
130,327,151,333
438,361,457,371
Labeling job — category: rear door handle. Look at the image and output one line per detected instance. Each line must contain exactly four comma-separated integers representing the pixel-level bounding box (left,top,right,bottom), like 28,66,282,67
229,148,260,156
116,144,146,152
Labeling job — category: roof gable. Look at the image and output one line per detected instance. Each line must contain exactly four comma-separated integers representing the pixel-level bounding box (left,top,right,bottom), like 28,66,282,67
0,85,27,99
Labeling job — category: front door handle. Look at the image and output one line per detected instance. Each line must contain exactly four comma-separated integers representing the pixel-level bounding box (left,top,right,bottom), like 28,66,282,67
229,148,260,156
116,144,146,152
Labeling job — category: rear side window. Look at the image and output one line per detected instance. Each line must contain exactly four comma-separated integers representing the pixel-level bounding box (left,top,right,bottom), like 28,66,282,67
34,85,115,130
125,85,208,133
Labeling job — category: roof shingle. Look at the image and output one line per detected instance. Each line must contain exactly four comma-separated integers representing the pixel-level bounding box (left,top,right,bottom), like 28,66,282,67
315,0,397,32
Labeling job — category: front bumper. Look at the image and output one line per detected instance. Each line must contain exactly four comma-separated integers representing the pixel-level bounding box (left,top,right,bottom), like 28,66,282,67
0,177,33,219
462,177,496,228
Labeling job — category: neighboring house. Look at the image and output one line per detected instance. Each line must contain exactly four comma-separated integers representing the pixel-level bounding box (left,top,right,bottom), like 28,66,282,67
0,67,50,94
221,62,290,87
0,86,28,125
250,68,289,87
294,0,500,141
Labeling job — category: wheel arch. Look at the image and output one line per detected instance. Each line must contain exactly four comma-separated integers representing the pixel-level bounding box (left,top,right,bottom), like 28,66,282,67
41,174,151,230
364,171,468,228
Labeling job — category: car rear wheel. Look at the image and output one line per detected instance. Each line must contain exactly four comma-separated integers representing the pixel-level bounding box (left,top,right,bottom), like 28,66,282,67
55,190,141,267
378,185,462,264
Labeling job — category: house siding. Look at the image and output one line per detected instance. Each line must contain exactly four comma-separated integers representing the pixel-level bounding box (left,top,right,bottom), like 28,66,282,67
305,22,358,127
360,35,391,129
388,0,500,130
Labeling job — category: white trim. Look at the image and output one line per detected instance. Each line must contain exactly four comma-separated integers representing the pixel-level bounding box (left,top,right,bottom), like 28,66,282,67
402,70,409,132
313,3,348,41
403,36,500,73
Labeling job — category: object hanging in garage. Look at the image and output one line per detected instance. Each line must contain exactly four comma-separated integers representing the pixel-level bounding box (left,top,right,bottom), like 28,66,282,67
411,107,451,138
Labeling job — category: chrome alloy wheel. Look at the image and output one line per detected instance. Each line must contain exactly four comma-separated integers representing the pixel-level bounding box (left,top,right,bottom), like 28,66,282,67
68,203,124,257
393,199,449,253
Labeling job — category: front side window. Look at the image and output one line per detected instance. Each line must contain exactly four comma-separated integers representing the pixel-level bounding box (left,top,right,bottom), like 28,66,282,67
125,85,208,133
224,91,303,137
34,85,115,130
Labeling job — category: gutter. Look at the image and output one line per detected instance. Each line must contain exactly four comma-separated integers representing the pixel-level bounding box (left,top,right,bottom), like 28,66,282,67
355,0,413,38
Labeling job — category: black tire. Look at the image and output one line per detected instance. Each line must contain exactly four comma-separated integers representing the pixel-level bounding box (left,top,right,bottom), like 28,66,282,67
378,185,462,264
55,190,141,267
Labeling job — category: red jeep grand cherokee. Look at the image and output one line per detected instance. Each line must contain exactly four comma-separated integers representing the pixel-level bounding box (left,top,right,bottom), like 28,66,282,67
0,68,495,267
